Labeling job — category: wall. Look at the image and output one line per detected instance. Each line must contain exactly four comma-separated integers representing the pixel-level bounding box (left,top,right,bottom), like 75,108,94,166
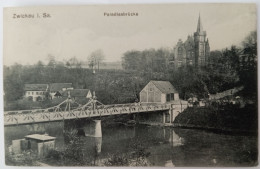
174,93,179,100
139,82,162,103
25,91,45,101
37,141,55,157
161,93,166,103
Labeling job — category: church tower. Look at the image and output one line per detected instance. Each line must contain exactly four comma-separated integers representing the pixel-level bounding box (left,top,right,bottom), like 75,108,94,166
172,14,210,69
193,14,209,67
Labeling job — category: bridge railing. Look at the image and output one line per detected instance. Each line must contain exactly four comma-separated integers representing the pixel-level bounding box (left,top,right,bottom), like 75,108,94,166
4,102,169,115
4,103,171,126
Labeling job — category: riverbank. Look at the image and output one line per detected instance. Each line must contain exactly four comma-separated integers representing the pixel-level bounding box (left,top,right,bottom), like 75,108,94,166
173,104,258,134
139,104,257,135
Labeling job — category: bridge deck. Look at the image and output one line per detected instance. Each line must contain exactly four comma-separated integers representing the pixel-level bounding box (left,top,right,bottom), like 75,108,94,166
4,103,171,126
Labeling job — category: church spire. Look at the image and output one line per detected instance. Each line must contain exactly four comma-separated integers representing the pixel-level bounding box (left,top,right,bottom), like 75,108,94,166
196,13,203,32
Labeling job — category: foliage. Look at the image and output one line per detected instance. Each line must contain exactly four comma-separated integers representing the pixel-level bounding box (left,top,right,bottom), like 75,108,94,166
66,56,82,68
104,137,151,166
45,130,93,166
129,137,151,166
105,153,129,166
237,31,257,100
3,31,257,110
122,48,171,73
6,150,39,166
174,104,258,132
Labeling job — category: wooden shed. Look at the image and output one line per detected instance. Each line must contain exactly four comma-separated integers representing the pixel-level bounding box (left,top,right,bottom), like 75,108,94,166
139,81,179,104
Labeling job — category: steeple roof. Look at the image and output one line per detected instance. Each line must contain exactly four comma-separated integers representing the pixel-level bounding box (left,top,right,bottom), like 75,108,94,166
196,13,203,32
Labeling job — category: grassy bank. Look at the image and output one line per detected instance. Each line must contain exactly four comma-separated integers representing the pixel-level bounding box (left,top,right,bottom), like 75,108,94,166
173,104,258,134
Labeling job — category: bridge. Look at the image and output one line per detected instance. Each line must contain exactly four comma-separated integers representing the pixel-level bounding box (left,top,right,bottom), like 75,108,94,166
4,94,188,127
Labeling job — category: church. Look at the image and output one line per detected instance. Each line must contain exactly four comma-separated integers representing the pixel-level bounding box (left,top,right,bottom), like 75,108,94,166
172,15,210,68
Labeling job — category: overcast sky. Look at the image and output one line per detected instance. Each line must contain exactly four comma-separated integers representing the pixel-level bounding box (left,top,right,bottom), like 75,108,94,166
3,3,257,65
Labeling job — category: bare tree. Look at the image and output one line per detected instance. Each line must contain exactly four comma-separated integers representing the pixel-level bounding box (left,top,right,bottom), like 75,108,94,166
88,49,105,71
67,56,82,68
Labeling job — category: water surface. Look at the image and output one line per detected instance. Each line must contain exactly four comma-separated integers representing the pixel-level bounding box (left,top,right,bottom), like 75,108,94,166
4,121,258,166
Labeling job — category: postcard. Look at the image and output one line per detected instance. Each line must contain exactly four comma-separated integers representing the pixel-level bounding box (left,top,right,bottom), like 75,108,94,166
3,3,258,167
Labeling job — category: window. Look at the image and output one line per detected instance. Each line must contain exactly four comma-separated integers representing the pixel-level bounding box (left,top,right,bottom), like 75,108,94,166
27,92,30,95
178,47,183,59
200,51,204,56
166,94,171,102
170,93,174,100
32,92,34,95
149,88,153,92
178,61,182,68
36,92,38,95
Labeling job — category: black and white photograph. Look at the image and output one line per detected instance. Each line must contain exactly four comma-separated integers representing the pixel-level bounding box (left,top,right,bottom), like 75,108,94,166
2,3,258,167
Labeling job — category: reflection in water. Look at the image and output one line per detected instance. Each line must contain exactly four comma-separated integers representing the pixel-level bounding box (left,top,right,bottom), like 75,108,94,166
94,137,102,154
169,130,184,147
165,160,175,167
4,122,258,167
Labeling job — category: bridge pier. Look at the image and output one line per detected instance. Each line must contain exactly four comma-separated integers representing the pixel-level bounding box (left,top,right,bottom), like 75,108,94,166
93,120,102,137
163,112,166,123
162,104,173,124
91,120,102,155
82,120,102,154
166,102,188,123
170,110,173,123
94,137,102,154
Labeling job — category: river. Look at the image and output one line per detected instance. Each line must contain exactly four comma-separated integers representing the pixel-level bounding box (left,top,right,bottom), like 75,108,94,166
4,121,258,167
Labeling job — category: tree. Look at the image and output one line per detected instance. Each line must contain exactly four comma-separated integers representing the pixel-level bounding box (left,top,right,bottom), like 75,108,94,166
242,31,257,49
47,54,56,68
237,31,257,100
88,49,105,71
3,63,24,101
67,57,82,68
209,50,222,67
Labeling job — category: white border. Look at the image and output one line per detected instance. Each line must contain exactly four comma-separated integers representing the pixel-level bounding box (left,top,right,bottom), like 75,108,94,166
0,1,259,169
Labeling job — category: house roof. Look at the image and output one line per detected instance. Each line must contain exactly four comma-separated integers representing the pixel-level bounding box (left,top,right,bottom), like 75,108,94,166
24,84,48,91
49,83,73,92
150,81,178,94
62,89,91,97
25,134,56,141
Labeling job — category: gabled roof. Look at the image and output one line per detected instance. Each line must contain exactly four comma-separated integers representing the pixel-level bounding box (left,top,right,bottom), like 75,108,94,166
62,89,91,97
49,83,73,92
150,81,178,94
184,35,195,49
24,84,48,91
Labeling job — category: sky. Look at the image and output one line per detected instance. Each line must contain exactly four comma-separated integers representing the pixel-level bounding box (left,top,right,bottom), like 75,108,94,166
3,3,257,65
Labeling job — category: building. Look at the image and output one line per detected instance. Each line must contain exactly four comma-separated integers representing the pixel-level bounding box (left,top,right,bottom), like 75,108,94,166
139,81,179,104
12,134,56,157
48,83,73,98
62,89,92,100
24,83,73,101
172,14,210,68
24,84,48,101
